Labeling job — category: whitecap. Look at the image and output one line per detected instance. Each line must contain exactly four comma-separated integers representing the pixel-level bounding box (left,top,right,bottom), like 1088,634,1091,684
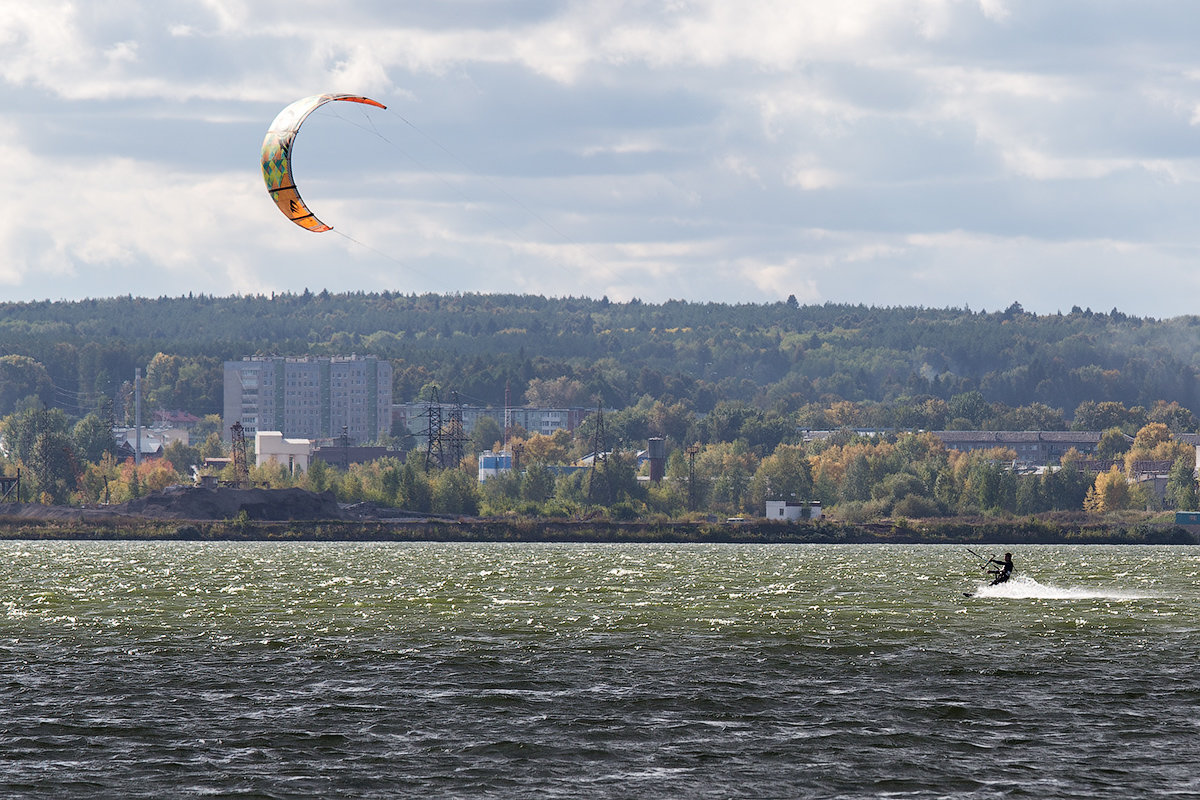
970,575,1151,601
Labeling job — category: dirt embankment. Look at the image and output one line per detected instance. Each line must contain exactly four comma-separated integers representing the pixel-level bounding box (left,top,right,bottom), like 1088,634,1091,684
1,488,1195,545
6,486,349,522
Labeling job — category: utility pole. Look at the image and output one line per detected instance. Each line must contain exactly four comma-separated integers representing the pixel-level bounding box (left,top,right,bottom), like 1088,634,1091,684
686,443,700,512
230,421,249,488
447,390,467,468
503,379,511,451
134,367,142,466
587,403,610,505
423,386,443,470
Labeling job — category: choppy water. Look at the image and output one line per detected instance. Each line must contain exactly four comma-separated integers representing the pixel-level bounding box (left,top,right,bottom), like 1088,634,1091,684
2,542,1199,798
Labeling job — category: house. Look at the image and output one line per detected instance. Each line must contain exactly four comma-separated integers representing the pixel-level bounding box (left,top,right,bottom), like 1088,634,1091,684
114,427,189,460
766,500,823,521
153,410,201,429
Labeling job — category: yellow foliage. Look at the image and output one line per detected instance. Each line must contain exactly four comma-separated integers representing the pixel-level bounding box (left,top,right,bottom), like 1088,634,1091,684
1124,423,1192,473
828,401,862,428
807,439,897,489
1084,466,1132,512
522,430,572,465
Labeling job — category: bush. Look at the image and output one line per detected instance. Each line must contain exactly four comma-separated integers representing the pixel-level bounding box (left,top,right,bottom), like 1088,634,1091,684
892,493,944,519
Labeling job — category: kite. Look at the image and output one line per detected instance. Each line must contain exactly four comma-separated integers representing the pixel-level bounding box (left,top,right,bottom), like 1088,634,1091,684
261,93,387,232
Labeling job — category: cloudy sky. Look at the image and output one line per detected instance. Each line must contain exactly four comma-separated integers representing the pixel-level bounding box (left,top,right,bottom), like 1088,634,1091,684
4,1,1200,317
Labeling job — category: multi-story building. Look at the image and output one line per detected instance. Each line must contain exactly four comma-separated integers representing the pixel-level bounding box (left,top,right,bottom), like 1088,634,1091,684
930,431,1111,466
223,356,393,444
392,402,591,444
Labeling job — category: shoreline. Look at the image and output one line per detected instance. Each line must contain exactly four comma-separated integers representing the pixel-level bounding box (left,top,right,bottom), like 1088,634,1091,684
0,514,1193,545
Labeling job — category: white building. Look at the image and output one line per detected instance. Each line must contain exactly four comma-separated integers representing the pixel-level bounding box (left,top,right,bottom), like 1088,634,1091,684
477,450,513,482
255,431,314,474
765,500,823,521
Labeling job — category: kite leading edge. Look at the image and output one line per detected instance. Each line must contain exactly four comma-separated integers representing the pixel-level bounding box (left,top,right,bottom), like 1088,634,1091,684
261,93,387,232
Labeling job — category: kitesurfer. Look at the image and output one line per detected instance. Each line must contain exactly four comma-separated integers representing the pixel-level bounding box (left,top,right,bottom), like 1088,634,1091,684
988,552,1014,585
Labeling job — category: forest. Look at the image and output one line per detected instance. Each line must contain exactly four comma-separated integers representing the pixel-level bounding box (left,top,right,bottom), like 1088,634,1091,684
1,292,1199,521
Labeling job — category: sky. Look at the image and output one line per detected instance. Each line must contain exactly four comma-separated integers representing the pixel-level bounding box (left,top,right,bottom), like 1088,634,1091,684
4,1,1200,318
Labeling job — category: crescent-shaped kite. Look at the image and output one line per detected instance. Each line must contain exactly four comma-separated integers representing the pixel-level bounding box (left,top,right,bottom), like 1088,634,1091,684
261,93,387,232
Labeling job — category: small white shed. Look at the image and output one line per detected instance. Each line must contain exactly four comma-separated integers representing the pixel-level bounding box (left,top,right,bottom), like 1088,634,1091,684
765,500,823,521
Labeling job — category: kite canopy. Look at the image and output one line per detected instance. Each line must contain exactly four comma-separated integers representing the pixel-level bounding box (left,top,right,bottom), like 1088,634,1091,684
261,93,387,232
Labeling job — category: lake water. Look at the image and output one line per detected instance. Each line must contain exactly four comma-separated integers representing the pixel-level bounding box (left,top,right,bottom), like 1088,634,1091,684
1,541,1198,798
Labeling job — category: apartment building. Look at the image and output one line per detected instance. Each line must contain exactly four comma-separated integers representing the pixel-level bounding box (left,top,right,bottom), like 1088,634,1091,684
223,356,392,444
392,402,591,442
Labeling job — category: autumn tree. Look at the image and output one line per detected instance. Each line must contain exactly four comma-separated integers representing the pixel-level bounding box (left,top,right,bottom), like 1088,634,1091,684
1147,400,1198,435
1083,466,1147,512
521,430,572,465
1124,423,1192,472
748,444,814,509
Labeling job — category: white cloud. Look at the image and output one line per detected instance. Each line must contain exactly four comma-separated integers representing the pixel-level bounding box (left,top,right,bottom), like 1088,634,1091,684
2,1,1200,316
785,155,843,190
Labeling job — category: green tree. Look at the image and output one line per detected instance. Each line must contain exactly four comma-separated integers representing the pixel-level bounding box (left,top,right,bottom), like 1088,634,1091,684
840,452,874,503
31,430,78,503
72,411,117,464
3,407,71,466
1095,428,1131,460
479,468,522,515
1147,400,1198,435
377,457,404,505
470,415,503,454
1166,456,1199,511
1014,474,1045,514
524,376,588,407
193,414,224,442
0,355,54,416
748,444,814,509
961,456,1017,514
143,352,183,411
872,471,930,513
304,457,331,493
948,391,987,428
521,463,556,504
432,468,479,515
399,460,432,512
162,440,202,479
1073,401,1142,434
1041,463,1090,511
198,432,225,460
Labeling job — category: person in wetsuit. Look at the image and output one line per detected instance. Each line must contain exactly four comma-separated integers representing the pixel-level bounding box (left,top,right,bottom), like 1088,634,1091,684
988,552,1014,585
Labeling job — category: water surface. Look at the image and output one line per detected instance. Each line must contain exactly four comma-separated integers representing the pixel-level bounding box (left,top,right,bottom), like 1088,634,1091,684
2,542,1198,798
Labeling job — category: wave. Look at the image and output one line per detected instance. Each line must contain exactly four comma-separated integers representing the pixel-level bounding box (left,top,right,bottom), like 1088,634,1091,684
969,575,1151,601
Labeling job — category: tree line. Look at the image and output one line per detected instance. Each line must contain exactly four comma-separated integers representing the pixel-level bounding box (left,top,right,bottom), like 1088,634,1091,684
3,294,1200,419
1,293,1199,518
